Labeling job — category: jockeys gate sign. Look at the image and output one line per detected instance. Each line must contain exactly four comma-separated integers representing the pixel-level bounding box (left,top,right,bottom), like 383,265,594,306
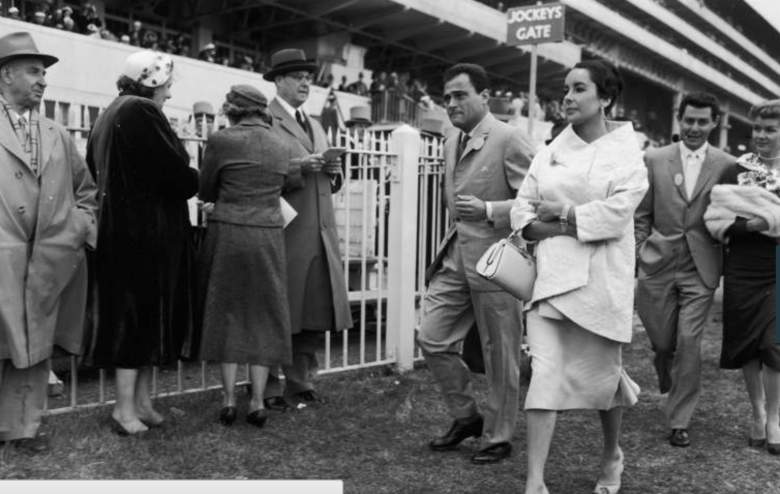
506,2,565,45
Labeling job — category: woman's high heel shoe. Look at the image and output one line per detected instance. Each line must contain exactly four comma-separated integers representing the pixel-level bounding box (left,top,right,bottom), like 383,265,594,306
593,451,624,494
246,408,268,428
219,406,237,426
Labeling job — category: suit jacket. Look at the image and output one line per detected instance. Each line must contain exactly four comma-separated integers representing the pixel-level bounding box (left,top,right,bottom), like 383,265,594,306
0,113,97,368
635,143,736,289
199,119,296,227
433,113,533,291
268,98,352,332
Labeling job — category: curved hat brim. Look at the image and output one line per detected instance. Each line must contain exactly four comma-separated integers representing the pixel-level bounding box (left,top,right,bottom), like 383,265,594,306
263,60,318,81
0,52,58,68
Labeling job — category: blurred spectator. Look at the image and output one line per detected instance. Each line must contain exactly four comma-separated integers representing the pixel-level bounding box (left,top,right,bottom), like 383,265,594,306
191,101,216,138
119,33,131,44
7,6,20,19
30,10,47,25
128,20,143,46
73,2,102,34
237,55,254,71
100,28,117,42
337,75,348,91
141,30,159,50
199,42,217,63
370,71,386,94
174,34,189,56
318,73,334,89
162,34,178,53
347,72,368,96
320,91,341,139
86,23,100,38
387,72,400,92
62,13,75,31
410,78,428,102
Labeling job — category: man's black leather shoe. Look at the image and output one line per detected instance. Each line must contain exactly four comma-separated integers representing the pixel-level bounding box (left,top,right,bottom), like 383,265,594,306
669,428,690,447
264,396,291,412
295,390,327,404
470,442,512,464
429,414,483,451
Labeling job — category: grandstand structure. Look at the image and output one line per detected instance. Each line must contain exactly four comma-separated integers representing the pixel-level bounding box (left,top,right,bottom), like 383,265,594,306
3,0,778,149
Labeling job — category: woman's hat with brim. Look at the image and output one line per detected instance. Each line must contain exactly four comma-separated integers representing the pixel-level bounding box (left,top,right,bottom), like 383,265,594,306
263,48,317,81
0,32,58,69
226,84,268,108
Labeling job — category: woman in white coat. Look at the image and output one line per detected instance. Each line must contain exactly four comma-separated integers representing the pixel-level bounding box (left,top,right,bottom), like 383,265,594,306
511,59,648,494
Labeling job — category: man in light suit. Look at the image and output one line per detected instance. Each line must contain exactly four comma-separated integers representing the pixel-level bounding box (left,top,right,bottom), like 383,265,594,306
262,49,352,410
635,92,735,447
0,32,97,453
418,63,533,464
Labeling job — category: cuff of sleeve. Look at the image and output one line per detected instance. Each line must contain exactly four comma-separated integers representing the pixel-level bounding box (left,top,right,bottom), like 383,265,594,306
485,201,493,222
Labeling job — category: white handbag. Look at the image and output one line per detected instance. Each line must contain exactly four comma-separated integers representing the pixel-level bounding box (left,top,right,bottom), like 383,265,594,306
476,230,536,301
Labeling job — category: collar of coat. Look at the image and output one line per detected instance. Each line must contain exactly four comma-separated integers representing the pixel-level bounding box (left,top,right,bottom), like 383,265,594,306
0,106,57,177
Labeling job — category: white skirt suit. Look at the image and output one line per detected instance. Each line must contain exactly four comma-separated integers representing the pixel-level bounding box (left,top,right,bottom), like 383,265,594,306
510,121,648,410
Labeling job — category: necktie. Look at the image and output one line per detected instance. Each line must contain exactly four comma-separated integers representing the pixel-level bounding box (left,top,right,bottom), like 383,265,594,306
295,109,311,138
458,133,470,160
18,115,30,147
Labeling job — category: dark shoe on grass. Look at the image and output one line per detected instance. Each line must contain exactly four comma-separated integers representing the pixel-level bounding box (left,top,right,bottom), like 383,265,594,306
246,409,268,428
470,442,511,464
264,396,291,412
669,428,690,447
219,406,237,426
295,390,327,404
429,414,483,451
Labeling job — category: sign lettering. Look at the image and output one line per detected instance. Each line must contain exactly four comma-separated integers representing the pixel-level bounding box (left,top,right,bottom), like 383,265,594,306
507,2,565,45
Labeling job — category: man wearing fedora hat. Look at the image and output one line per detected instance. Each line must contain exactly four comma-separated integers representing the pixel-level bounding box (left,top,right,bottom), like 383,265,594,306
263,48,352,410
0,32,97,453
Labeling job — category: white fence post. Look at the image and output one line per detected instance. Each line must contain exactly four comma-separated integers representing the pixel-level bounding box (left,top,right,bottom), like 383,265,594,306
387,124,421,372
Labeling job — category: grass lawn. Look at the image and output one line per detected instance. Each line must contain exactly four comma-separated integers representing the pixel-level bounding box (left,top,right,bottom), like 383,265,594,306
1,298,779,493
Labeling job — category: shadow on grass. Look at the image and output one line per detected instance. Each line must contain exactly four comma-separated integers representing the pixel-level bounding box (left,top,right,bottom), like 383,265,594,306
2,301,780,493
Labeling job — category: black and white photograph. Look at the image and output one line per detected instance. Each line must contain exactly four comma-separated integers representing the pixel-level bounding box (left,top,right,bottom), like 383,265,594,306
0,0,779,492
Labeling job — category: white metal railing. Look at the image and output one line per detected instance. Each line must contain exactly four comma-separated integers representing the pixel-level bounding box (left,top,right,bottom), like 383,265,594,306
45,113,445,414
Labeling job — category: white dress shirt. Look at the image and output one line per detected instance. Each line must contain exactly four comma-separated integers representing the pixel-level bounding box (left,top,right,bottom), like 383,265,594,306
274,96,307,121
680,141,708,199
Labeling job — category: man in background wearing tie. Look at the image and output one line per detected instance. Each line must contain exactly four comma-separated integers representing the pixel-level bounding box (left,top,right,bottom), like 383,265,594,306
635,92,735,447
417,63,533,464
0,32,97,453
263,49,352,410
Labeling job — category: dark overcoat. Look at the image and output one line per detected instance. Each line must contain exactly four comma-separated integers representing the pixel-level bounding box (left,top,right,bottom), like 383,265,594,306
268,98,352,333
85,95,198,368
0,114,97,368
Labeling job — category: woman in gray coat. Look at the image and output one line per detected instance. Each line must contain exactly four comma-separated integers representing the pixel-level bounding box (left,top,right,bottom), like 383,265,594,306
197,85,300,427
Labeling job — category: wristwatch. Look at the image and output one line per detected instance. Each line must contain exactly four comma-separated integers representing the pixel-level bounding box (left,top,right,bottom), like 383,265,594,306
559,204,571,232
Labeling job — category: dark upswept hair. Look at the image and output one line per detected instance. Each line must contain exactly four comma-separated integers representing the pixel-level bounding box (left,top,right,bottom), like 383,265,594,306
748,98,780,121
677,92,721,120
572,59,623,113
116,75,155,98
443,63,490,93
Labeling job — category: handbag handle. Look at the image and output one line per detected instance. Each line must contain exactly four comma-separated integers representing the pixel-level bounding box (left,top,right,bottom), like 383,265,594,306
507,227,523,242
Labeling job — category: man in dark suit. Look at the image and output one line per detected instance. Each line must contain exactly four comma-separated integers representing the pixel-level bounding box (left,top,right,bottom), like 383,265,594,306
418,63,533,464
635,92,736,447
262,49,352,410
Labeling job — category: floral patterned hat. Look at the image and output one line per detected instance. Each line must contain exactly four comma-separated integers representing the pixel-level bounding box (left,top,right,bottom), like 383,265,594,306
122,50,174,88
